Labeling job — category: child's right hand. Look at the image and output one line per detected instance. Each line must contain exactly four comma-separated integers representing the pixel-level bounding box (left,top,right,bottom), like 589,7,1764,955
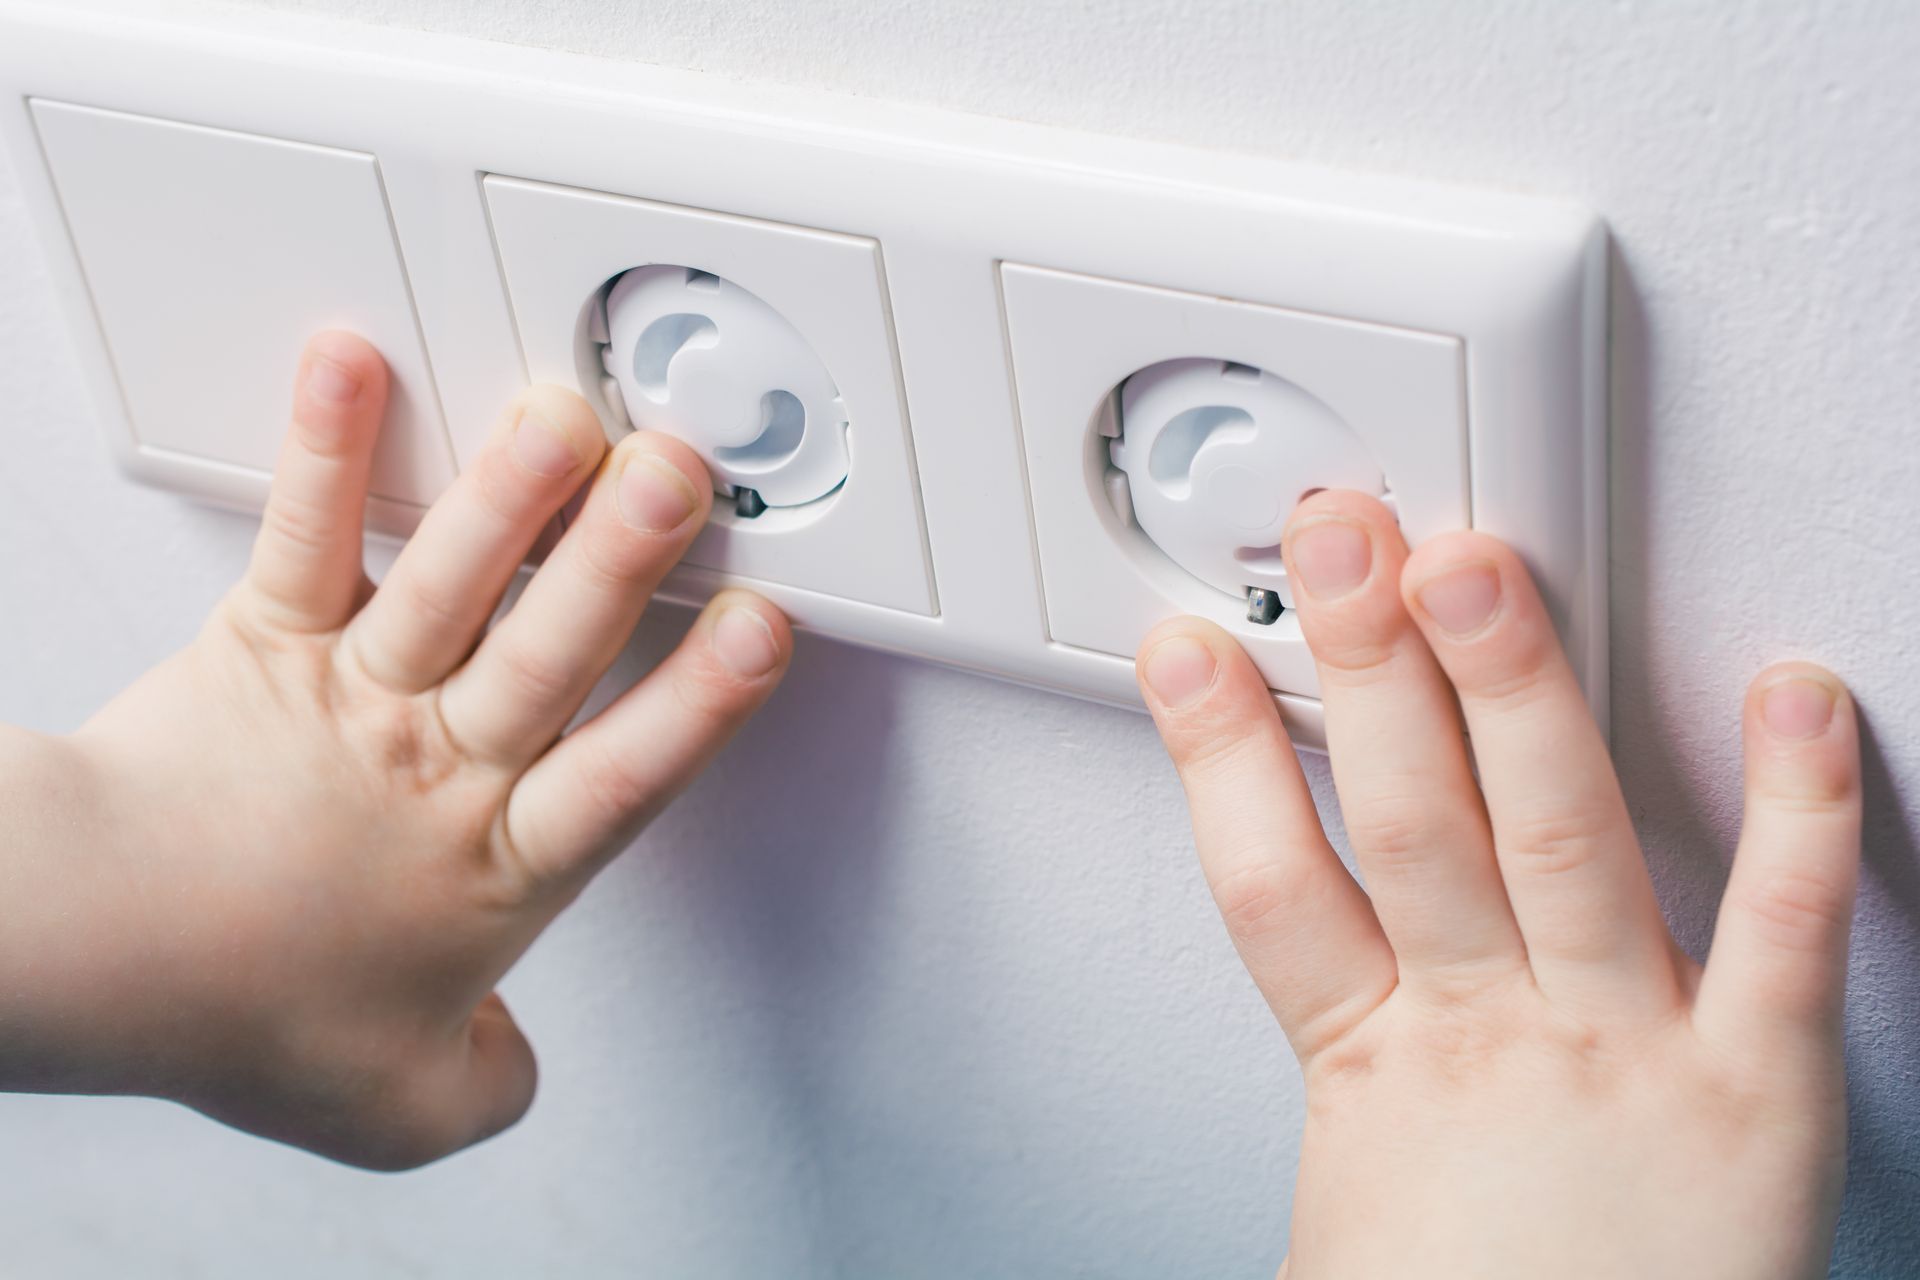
1138,491,1859,1279
0,332,791,1168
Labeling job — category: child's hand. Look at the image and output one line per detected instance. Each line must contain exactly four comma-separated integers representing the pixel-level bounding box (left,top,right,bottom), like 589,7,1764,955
0,332,790,1169
1137,492,1858,1279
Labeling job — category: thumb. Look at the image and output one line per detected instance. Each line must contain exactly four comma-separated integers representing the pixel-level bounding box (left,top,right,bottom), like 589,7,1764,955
442,992,539,1153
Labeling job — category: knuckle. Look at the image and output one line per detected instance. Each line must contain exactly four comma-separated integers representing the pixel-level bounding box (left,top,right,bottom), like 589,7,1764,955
573,521,664,593
292,410,360,460
1209,858,1312,947
1457,641,1558,709
1342,792,1434,865
1300,1022,1380,1096
1169,716,1271,781
393,569,469,638
491,637,575,707
1755,760,1860,814
1310,630,1403,684
484,805,549,905
262,491,337,559
670,651,757,723
1732,868,1854,953
1496,803,1618,879
471,453,544,528
563,738,663,849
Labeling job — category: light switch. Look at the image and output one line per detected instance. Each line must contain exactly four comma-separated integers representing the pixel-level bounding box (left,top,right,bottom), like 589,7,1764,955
30,100,454,510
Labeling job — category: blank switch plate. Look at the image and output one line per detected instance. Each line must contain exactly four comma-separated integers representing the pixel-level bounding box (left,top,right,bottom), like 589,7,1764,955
27,98,454,529
0,1,1607,750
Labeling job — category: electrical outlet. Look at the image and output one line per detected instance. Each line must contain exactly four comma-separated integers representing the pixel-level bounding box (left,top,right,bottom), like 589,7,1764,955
0,2,1606,748
1003,265,1471,701
598,265,850,516
484,176,935,617
1111,357,1393,623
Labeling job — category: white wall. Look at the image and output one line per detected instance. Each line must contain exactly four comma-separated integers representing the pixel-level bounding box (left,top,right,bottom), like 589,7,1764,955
2,1,1916,1275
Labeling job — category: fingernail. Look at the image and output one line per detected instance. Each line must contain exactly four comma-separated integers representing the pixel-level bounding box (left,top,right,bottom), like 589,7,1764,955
509,410,583,477
306,355,361,405
617,453,699,531
1762,677,1836,739
1141,635,1218,709
1288,519,1371,600
712,606,780,678
1416,563,1502,637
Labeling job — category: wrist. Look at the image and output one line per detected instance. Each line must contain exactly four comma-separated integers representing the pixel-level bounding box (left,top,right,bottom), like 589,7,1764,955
0,725,183,1098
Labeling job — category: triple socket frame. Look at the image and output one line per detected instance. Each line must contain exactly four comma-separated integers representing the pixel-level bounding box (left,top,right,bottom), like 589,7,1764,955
0,1,1608,750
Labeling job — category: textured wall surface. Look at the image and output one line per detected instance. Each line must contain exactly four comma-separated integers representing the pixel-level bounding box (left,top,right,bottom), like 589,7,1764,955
2,0,1916,1275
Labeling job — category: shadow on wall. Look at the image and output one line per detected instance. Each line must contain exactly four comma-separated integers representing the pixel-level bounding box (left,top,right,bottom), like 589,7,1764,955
1835,717,1920,1276
1607,245,1920,1276
638,622,902,1247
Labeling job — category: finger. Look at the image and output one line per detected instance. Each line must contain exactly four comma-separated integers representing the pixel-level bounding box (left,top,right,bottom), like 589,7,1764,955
242,331,389,633
346,387,605,691
438,432,711,767
1282,493,1526,986
418,993,539,1165
1136,616,1396,1056
1694,665,1861,1060
1401,532,1681,1016
458,994,539,1147
501,591,791,893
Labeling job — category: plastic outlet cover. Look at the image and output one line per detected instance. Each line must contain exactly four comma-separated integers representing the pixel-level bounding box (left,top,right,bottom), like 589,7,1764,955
1005,265,1470,701
600,265,851,510
484,175,935,618
1110,357,1390,612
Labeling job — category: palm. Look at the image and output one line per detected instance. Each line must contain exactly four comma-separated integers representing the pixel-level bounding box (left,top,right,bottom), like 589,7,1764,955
68,332,790,1168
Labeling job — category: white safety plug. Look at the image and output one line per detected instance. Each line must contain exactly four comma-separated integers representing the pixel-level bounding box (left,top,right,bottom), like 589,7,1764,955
1109,358,1391,623
599,264,850,516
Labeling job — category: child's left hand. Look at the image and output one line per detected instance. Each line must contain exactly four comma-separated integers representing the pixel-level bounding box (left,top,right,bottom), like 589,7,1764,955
0,331,791,1168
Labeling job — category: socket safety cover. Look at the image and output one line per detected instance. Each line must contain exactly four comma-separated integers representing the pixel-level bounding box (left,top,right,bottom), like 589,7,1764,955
1005,265,1470,700
600,265,851,511
485,176,934,617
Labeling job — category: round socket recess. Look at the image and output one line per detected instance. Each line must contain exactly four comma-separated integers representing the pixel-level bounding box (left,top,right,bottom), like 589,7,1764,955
600,264,850,509
1110,357,1389,611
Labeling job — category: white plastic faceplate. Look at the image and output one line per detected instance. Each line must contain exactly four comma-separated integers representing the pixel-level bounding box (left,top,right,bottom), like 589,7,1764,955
0,0,1607,750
